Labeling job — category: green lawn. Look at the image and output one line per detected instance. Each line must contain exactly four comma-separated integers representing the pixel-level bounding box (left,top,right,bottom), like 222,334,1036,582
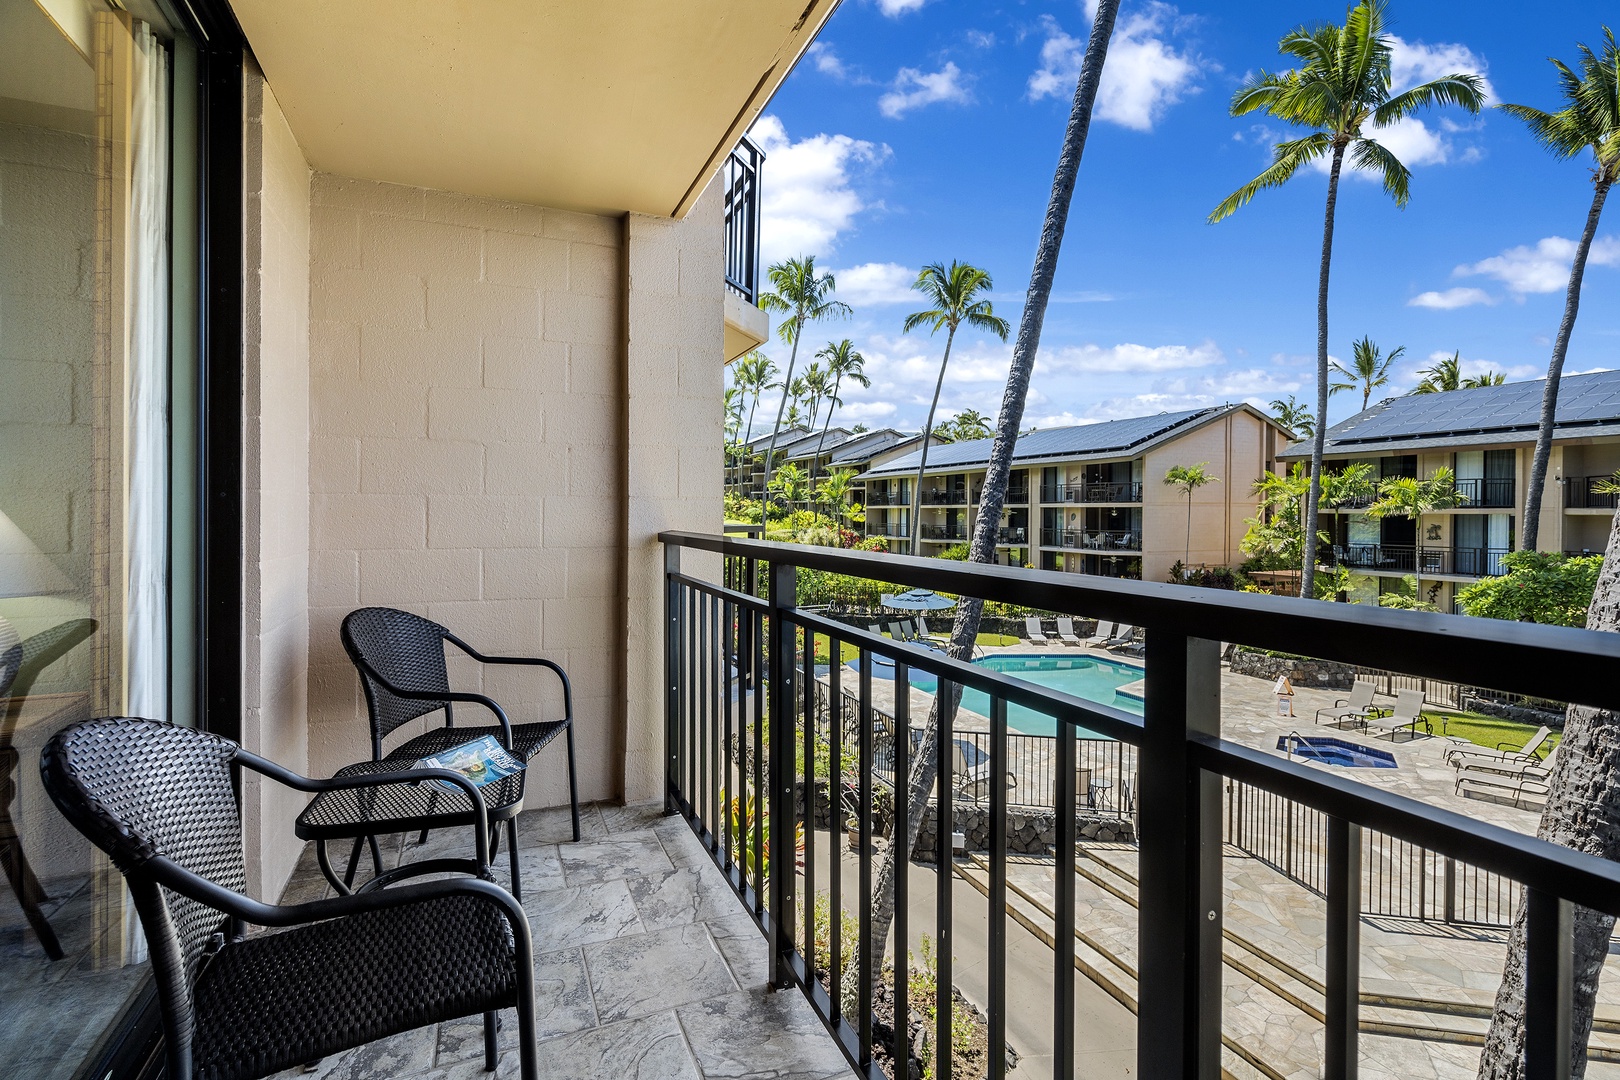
1419,709,1560,756
810,631,1018,665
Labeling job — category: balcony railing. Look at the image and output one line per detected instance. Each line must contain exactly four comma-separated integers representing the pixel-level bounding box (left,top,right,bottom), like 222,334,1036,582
865,523,910,538
1042,528,1142,551
1328,544,1509,577
919,524,965,542
1455,476,1516,508
864,489,901,507
1566,475,1619,510
661,531,1620,1080
723,135,764,304
974,485,1031,504
995,526,1029,545
1041,482,1143,504
919,488,968,505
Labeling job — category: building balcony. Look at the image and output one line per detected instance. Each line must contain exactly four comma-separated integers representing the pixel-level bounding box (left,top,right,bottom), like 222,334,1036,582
722,136,769,362
864,490,902,507
1455,476,1516,508
865,523,911,539
995,526,1029,545
1041,482,1142,504
1565,475,1619,510
1328,544,1510,577
973,485,1030,504
919,524,966,542
1042,528,1142,551
918,488,968,506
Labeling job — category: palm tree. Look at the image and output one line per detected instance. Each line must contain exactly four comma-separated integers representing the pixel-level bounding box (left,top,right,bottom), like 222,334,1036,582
1330,336,1403,410
1210,0,1484,600
902,261,1011,556
1462,370,1507,388
1412,351,1464,394
938,408,994,442
758,257,851,510
1164,463,1219,575
1270,395,1315,440
800,362,831,430
814,467,859,524
733,351,777,442
1366,467,1464,521
810,339,869,484
1504,29,1620,555
866,0,1123,1010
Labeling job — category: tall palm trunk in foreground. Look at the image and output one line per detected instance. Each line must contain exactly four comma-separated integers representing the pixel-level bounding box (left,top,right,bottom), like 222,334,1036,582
865,0,1121,1006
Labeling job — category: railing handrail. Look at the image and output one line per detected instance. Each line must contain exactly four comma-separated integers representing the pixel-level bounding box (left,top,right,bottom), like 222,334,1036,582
659,530,1620,713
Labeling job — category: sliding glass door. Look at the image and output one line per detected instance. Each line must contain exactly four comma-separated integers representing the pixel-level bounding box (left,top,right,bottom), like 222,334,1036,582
0,1,203,1073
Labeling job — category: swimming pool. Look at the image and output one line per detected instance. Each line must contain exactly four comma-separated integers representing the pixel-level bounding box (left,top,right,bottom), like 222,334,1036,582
844,652,1142,737
1275,735,1397,768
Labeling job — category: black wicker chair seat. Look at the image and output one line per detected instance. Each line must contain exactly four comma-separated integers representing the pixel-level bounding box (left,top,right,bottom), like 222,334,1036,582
192,892,517,1080
387,718,569,764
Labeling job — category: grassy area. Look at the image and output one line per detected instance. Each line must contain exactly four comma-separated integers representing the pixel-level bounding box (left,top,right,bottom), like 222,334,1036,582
810,631,1019,665
1420,709,1560,756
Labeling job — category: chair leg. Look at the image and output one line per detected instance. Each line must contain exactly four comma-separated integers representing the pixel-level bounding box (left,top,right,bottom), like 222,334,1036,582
483,1011,498,1072
342,836,365,889
565,723,581,843
416,828,430,845
515,966,539,1080
507,817,522,902
0,835,63,960
368,834,385,877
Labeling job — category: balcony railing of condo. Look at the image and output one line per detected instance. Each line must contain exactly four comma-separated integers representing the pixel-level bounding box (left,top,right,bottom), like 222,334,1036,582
662,530,1620,1080
995,526,1029,544
974,485,1031,504
919,524,966,542
1327,544,1510,577
865,523,911,538
1454,476,1516,508
1041,482,1143,504
864,489,902,507
1566,475,1620,510
1042,528,1143,551
722,135,764,304
918,488,968,506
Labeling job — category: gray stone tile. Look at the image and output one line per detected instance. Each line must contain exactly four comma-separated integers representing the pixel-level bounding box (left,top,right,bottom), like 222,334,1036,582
599,801,668,835
517,803,607,846
485,1012,701,1080
436,1009,517,1067
491,841,565,896
584,924,738,1023
267,1025,437,1080
529,947,599,1039
656,820,716,869
525,880,644,953
705,913,770,990
561,830,674,886
624,863,743,931
676,988,856,1080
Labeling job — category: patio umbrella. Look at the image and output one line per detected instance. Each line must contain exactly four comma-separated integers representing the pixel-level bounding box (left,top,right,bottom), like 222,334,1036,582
880,588,958,611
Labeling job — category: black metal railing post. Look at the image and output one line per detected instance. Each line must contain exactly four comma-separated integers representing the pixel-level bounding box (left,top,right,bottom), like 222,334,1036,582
1325,817,1362,1080
1526,889,1573,1080
767,559,797,989
1139,633,1223,1079
665,544,681,815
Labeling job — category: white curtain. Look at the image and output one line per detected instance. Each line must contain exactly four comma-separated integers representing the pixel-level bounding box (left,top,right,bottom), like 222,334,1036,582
124,22,169,720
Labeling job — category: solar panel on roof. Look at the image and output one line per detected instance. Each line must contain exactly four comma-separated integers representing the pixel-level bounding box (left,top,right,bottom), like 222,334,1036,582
1320,370,1620,448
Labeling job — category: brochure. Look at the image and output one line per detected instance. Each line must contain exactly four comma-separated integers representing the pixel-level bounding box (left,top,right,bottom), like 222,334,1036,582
414,734,524,791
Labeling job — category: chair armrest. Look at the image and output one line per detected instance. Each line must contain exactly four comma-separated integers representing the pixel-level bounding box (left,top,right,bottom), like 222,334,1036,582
237,750,491,872
444,635,574,722
347,649,518,748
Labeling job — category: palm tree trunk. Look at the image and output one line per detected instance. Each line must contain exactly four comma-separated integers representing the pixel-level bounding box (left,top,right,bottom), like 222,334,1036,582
1521,180,1611,552
1301,144,1347,599
1477,499,1620,1080
1185,492,1192,572
812,375,842,491
866,0,1120,1008
760,333,803,514
910,327,957,557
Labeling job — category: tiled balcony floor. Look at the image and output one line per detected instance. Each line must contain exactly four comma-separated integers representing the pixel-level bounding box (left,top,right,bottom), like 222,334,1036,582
271,802,856,1080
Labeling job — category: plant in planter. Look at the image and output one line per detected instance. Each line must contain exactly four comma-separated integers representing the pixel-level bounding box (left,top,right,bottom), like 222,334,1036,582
721,787,804,879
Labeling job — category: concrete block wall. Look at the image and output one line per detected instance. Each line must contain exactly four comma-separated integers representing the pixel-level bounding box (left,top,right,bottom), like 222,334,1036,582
242,68,312,898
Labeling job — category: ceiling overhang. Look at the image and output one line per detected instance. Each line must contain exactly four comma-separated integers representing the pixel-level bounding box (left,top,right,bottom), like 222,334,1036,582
226,0,838,218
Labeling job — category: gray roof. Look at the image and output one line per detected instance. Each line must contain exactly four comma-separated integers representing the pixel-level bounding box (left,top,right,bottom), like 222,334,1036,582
1279,369,1620,459
742,426,809,452
780,428,853,458
825,428,913,466
862,407,1231,479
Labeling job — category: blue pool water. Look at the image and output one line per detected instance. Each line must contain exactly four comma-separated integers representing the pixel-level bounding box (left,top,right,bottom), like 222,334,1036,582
1276,735,1398,769
844,653,1143,737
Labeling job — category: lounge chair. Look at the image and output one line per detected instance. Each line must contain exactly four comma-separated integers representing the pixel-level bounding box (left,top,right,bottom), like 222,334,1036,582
914,617,949,646
1083,621,1116,648
1371,689,1430,741
1054,617,1084,647
1315,680,1380,728
1024,617,1054,646
1446,725,1553,770
891,620,945,652
953,741,1017,802
1455,768,1551,808
1104,625,1139,653
1455,740,1561,782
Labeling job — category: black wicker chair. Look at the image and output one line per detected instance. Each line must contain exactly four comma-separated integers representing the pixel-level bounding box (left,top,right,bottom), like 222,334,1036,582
341,607,580,843
39,716,538,1080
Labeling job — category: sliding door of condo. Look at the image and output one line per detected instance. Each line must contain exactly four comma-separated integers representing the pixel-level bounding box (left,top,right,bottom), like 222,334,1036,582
0,0,200,1072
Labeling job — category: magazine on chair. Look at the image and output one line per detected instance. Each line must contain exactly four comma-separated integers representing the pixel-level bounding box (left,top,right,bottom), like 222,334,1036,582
414,734,524,790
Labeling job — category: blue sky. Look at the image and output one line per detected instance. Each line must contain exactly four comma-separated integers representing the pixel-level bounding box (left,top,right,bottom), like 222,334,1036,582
740,0,1619,437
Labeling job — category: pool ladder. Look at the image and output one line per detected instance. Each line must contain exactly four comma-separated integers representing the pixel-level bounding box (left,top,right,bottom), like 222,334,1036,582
1283,731,1308,761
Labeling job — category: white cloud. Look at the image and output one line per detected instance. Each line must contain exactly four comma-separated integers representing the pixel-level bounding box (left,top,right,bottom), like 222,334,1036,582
832,262,917,306
879,62,973,119
1388,37,1495,105
1456,235,1620,295
966,29,996,48
875,0,931,14
1408,287,1495,310
1396,351,1539,390
807,42,848,79
1039,340,1224,374
751,115,890,263
1028,5,1204,132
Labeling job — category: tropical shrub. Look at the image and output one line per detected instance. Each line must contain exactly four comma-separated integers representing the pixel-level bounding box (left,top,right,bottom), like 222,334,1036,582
1455,551,1603,626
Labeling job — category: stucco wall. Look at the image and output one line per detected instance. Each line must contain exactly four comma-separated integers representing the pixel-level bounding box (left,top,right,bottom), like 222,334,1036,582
303,169,630,810
242,68,312,899
1142,410,1269,582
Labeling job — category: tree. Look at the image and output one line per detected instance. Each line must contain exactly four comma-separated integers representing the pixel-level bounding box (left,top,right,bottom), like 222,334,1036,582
766,462,808,508
866,0,1123,1009
1412,351,1464,394
810,339,870,483
1456,550,1603,627
1243,462,1374,575
1365,466,1464,521
903,261,1011,556
1210,0,1484,599
1503,28,1620,554
758,257,851,508
1330,335,1402,410
814,467,859,525
1463,370,1507,388
733,350,777,442
1164,463,1219,575
934,408,993,443
1270,395,1315,439
800,361,831,430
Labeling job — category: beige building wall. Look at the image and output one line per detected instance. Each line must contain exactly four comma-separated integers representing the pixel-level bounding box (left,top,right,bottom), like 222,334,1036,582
241,69,312,898
1142,411,1269,582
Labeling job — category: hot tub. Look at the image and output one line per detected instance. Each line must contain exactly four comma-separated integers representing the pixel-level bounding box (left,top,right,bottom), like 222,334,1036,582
1276,735,1397,769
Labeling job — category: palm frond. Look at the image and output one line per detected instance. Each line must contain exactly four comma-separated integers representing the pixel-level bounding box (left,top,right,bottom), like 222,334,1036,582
1375,74,1487,126
965,310,1011,341
1349,137,1412,206
1209,134,1332,222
